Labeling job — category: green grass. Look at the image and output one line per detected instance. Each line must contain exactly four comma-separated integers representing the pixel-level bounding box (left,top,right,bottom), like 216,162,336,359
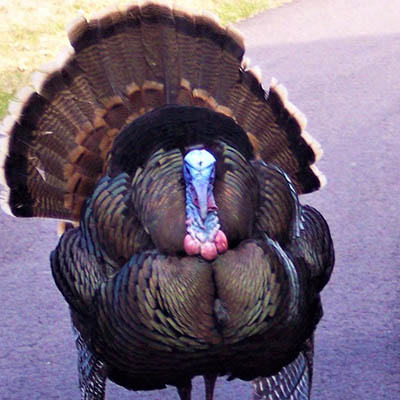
0,92,13,118
0,0,290,119
214,0,287,24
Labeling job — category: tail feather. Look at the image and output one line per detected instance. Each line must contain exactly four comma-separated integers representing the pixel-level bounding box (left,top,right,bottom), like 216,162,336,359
3,89,76,218
194,12,225,96
1,0,326,221
140,2,180,103
226,65,266,127
215,24,245,104
57,55,108,128
68,15,117,103
174,8,198,102
252,350,311,400
95,6,139,103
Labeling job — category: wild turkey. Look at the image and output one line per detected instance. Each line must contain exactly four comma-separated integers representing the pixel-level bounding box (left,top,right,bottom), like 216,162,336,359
0,1,334,399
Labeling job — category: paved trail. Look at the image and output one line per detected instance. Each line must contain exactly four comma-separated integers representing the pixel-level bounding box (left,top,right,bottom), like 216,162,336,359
1,0,399,398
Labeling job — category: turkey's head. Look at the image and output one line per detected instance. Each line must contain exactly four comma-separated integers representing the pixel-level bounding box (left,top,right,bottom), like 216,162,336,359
183,149,228,260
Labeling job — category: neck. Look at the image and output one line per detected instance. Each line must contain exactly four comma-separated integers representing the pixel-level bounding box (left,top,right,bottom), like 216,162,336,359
184,186,228,260
185,186,220,240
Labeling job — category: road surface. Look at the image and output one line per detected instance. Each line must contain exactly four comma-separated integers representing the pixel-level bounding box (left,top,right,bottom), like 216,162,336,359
0,0,399,398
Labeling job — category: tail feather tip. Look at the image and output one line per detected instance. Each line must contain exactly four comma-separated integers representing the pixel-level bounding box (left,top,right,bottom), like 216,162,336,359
0,186,12,216
311,165,327,188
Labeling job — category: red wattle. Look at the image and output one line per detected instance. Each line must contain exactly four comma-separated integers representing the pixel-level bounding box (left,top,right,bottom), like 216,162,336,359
200,242,218,261
184,234,200,255
215,230,228,254
184,231,228,260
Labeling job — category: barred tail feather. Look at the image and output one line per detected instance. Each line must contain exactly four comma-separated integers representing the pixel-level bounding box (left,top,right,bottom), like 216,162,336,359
252,350,312,400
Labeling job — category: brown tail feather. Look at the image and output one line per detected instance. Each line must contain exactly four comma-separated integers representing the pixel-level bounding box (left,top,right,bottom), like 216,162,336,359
95,6,139,103
192,13,225,95
215,24,245,104
139,2,180,103
1,0,325,221
68,15,117,102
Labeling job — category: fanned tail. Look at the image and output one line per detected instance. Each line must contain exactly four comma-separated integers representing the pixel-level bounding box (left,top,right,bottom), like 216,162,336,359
0,0,325,222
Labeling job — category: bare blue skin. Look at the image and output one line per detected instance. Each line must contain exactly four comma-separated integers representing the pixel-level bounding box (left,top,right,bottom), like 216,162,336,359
183,150,227,259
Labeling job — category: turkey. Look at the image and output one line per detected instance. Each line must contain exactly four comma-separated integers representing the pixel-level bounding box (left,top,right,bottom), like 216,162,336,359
0,1,334,399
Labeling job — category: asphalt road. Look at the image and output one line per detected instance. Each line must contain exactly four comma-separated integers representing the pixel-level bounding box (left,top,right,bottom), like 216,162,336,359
1,0,399,399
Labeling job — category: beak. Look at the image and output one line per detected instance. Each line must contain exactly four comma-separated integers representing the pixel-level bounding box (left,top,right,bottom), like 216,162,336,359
192,179,209,221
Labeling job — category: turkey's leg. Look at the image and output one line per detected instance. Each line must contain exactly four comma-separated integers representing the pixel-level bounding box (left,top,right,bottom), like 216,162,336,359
177,381,192,400
204,374,217,400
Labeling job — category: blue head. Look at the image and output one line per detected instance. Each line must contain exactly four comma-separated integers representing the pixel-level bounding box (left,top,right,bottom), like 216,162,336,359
183,149,228,260
183,149,216,220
